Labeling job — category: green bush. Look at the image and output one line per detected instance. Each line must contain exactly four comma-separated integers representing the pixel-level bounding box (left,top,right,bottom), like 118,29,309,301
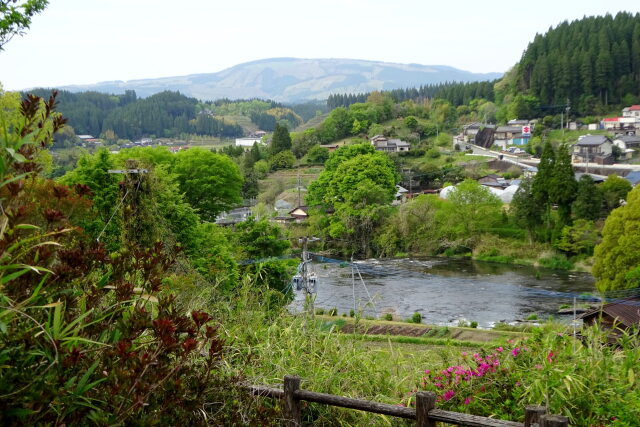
328,307,338,316
382,313,393,321
411,312,423,324
426,148,441,159
538,253,574,270
469,321,478,328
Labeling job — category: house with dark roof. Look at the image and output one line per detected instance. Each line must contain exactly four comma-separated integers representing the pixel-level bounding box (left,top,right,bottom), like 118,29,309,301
478,174,509,189
370,135,410,153
572,135,614,164
580,297,640,340
288,206,309,223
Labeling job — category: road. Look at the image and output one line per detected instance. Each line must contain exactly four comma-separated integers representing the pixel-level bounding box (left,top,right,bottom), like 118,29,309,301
466,143,640,172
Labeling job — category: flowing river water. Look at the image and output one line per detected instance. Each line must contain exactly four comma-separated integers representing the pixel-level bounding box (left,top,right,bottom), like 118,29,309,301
291,257,597,328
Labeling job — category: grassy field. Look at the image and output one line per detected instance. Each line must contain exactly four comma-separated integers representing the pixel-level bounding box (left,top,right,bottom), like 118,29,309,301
258,165,324,205
294,112,330,132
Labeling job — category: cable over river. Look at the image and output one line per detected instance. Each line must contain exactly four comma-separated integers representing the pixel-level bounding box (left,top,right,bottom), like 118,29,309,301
290,257,597,328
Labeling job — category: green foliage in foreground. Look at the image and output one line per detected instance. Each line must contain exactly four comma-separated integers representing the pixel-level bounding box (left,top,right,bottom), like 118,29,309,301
593,185,640,292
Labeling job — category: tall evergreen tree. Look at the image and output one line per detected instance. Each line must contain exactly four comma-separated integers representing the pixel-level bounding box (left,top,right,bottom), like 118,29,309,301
550,143,578,225
531,140,555,237
573,175,603,220
510,178,542,243
270,123,292,155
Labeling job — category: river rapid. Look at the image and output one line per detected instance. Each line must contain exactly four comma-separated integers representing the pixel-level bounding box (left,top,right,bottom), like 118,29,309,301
291,257,597,328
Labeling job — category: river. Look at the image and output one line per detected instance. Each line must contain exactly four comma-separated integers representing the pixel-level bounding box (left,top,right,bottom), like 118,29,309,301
291,257,597,328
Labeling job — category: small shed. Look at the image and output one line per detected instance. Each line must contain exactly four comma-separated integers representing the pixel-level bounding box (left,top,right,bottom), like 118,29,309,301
579,297,640,339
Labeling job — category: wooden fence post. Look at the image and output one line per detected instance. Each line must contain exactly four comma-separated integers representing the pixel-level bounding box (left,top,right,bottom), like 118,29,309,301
415,391,436,427
284,375,302,427
524,405,547,426
539,414,569,427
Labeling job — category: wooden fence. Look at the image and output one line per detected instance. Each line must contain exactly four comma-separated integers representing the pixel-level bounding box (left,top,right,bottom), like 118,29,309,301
248,375,569,427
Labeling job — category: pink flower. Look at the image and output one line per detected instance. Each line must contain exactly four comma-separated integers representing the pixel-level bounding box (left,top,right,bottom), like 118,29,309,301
511,348,520,357
424,369,431,375
462,352,467,357
496,346,503,352
535,364,543,370
547,351,555,363
435,383,443,388
464,397,472,405
443,390,455,401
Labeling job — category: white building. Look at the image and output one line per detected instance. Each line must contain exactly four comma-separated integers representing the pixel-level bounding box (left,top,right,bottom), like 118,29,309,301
622,105,640,121
235,137,263,147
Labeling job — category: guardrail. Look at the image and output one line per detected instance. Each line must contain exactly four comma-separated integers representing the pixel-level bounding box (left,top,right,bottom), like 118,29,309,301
248,375,569,426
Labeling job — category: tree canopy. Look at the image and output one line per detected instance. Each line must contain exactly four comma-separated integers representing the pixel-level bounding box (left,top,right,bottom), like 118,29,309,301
0,0,48,49
172,148,243,221
593,186,640,292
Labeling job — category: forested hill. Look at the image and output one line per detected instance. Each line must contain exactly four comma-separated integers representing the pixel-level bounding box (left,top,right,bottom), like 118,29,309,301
25,89,312,141
514,12,640,111
57,58,502,103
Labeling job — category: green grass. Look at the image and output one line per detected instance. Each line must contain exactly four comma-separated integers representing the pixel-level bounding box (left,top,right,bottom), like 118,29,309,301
294,113,330,132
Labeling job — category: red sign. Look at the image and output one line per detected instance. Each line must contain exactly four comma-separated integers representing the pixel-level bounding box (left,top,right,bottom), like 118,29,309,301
522,125,531,135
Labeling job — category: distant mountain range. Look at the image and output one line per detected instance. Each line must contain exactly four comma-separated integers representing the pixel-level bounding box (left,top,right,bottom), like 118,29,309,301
60,58,502,103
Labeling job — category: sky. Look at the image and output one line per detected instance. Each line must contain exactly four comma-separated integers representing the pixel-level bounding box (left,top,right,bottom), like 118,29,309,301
0,0,638,90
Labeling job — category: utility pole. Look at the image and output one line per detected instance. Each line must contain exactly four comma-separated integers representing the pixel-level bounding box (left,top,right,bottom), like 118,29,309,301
408,168,413,201
106,160,149,245
298,236,319,319
297,172,302,207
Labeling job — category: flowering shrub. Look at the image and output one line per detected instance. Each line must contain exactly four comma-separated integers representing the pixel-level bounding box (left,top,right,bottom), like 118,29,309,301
407,327,640,425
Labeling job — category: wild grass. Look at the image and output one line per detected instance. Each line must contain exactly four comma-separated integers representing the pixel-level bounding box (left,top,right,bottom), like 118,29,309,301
177,279,640,425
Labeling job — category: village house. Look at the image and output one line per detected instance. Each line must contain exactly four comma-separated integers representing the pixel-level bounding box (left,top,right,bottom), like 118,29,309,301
460,123,496,145
477,174,510,189
370,135,410,153
393,185,409,205
622,105,640,121
288,206,309,223
493,123,532,149
613,135,640,159
214,207,252,226
571,135,614,164
319,143,340,152
580,297,640,342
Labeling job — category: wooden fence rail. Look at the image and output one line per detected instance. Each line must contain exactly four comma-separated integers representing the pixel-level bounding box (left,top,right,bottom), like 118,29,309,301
247,375,569,427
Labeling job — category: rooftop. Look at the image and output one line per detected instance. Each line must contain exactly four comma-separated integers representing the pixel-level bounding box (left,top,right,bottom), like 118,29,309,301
580,297,640,328
623,171,640,186
575,135,611,146
496,126,522,133
615,135,640,144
